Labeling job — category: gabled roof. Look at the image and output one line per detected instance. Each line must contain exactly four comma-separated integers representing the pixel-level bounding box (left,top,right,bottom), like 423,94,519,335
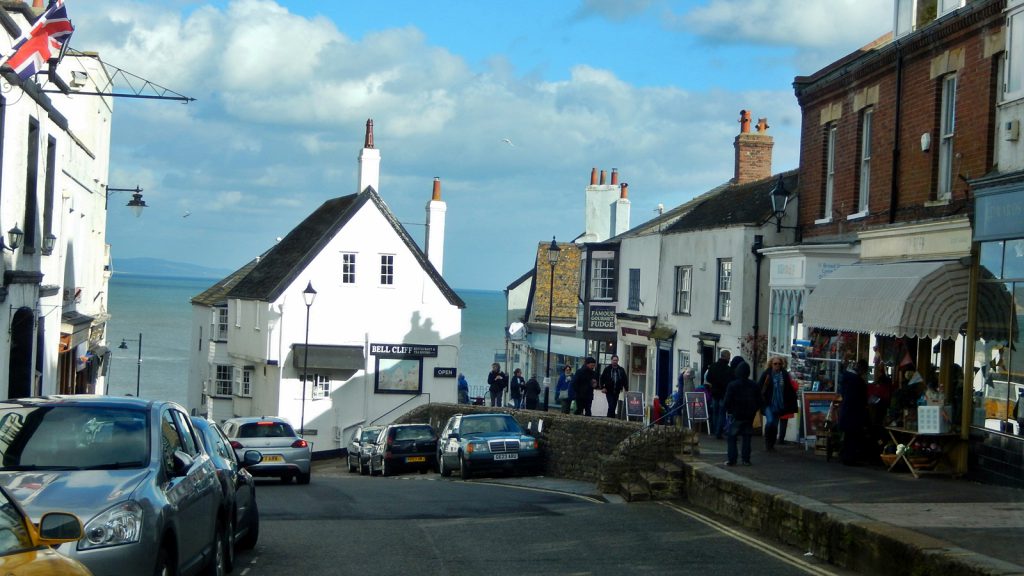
197,186,463,308
663,169,799,234
611,181,732,241
191,254,265,306
505,269,533,293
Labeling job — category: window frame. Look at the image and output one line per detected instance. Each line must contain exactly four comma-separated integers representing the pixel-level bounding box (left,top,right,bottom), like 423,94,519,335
215,307,229,341
937,74,957,201
380,254,394,286
1006,6,1024,102
819,122,837,223
716,259,733,322
857,108,873,215
627,268,641,311
215,364,233,396
591,256,615,301
240,366,253,397
342,252,356,284
303,372,331,400
673,265,692,314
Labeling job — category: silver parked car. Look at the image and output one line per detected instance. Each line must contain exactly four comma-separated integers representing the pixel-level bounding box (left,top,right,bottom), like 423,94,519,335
0,396,227,576
222,416,312,484
347,425,382,475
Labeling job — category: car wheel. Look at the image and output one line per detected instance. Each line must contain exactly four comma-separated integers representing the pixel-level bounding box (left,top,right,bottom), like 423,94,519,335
237,499,259,550
203,519,227,576
224,516,235,573
439,453,452,477
360,459,369,476
459,454,472,480
153,546,173,576
298,471,311,484
348,455,357,473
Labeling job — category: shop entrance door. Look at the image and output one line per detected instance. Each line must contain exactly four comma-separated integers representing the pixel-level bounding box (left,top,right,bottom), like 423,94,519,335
656,345,672,402
700,344,716,385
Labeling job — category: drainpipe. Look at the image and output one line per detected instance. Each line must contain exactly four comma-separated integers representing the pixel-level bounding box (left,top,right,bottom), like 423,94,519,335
751,235,765,371
889,44,904,224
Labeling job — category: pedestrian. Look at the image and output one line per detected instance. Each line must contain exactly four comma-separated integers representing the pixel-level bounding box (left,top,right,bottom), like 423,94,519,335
572,357,599,416
509,368,526,409
776,357,800,446
757,355,798,452
457,373,470,404
667,378,686,427
838,358,870,466
487,363,507,407
600,354,628,418
706,350,734,439
556,364,574,414
524,375,541,410
723,360,761,466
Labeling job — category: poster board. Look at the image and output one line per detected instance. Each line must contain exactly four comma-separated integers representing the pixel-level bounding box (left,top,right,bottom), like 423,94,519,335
684,392,710,432
624,391,644,422
801,391,839,439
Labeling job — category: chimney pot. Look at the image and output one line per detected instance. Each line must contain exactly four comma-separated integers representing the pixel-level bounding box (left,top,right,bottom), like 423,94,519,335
611,168,619,185
599,170,606,185
590,168,598,185
432,177,441,201
364,119,374,149
739,110,751,134
620,183,628,199
32,0,43,7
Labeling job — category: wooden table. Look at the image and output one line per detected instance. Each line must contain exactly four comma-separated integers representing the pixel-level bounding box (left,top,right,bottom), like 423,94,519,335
884,427,959,478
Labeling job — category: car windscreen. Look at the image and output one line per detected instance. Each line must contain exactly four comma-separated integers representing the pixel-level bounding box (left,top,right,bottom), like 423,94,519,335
394,427,434,441
459,416,521,435
360,429,380,442
0,406,150,470
237,421,295,438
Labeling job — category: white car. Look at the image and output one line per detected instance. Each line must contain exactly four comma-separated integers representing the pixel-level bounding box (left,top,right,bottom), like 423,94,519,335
222,417,312,484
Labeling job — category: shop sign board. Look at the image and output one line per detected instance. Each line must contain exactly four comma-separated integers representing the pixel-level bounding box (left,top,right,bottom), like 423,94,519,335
588,305,616,331
625,391,644,422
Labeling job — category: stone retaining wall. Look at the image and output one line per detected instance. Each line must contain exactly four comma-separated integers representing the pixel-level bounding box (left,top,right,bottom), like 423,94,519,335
398,403,687,484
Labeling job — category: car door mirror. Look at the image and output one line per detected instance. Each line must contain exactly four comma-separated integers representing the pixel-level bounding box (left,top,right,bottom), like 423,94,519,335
171,450,195,477
241,450,263,468
38,512,83,543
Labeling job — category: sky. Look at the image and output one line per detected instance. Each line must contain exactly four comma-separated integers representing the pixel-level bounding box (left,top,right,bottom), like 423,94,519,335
68,0,892,291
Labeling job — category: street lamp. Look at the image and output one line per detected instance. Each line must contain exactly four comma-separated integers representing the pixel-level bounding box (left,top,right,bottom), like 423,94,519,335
768,174,801,241
0,224,24,252
300,281,317,438
118,333,143,396
106,186,148,217
545,237,560,381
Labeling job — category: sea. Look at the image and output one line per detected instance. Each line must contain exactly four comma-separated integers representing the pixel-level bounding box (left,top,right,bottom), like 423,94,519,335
105,274,506,405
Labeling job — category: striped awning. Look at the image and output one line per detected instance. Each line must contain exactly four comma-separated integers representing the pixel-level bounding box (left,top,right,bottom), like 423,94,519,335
803,261,969,339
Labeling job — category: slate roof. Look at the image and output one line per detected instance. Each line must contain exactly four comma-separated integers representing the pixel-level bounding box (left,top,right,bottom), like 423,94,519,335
663,169,799,234
191,254,265,306
194,186,464,308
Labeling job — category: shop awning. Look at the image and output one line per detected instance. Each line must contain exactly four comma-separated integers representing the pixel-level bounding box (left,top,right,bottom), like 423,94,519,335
291,344,364,371
803,261,969,339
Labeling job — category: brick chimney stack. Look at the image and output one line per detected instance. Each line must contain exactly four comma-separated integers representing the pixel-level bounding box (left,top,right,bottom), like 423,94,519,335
733,110,774,185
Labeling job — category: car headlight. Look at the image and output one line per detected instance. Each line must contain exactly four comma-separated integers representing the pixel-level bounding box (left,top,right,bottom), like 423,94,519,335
79,501,143,550
465,441,488,454
521,438,539,451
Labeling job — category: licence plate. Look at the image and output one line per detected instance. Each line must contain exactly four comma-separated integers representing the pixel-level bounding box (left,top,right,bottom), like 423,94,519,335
493,453,518,461
262,455,284,463
406,456,426,463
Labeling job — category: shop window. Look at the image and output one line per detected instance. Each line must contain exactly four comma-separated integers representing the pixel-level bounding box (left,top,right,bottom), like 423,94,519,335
630,345,647,375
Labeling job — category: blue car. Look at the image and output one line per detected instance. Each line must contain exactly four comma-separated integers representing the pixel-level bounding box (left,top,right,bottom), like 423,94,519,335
437,413,540,479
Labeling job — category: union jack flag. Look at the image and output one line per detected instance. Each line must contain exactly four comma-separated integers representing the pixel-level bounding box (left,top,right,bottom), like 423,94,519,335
0,0,75,81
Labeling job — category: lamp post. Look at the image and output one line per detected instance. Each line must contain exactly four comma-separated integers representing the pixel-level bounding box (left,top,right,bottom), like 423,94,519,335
769,174,801,241
545,237,560,381
750,235,764,372
300,281,317,438
106,186,148,217
118,333,142,396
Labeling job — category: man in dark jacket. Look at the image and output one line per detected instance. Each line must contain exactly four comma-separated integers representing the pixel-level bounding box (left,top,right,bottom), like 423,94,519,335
524,375,541,410
838,359,869,465
723,361,762,466
706,350,733,439
572,357,599,416
600,355,628,418
487,363,507,407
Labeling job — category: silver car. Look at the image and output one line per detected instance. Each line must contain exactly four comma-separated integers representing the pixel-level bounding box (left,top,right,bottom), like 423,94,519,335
347,425,382,475
222,416,312,484
0,396,227,576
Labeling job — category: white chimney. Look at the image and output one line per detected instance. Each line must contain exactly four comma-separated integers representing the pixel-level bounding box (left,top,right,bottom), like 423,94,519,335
358,119,381,193
425,177,446,273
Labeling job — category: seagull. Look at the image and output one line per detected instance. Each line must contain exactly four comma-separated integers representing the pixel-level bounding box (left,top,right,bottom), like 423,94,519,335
182,210,191,218
502,138,515,147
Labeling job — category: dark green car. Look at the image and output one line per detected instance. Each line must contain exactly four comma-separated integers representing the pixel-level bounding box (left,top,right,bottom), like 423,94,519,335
437,413,540,479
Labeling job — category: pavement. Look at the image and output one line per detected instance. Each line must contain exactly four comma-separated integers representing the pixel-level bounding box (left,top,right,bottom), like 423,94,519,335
313,434,1024,575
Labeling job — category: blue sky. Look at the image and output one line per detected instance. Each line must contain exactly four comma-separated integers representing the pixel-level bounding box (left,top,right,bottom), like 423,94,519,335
71,0,891,290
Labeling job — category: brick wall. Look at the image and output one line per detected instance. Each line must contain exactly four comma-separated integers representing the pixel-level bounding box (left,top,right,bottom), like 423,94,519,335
795,0,1002,239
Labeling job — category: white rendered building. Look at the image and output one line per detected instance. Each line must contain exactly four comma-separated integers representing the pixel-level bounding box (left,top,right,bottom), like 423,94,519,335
187,120,464,455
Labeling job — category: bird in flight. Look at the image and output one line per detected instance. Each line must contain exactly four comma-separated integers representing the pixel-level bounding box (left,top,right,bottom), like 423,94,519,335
183,210,191,218
502,138,515,147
